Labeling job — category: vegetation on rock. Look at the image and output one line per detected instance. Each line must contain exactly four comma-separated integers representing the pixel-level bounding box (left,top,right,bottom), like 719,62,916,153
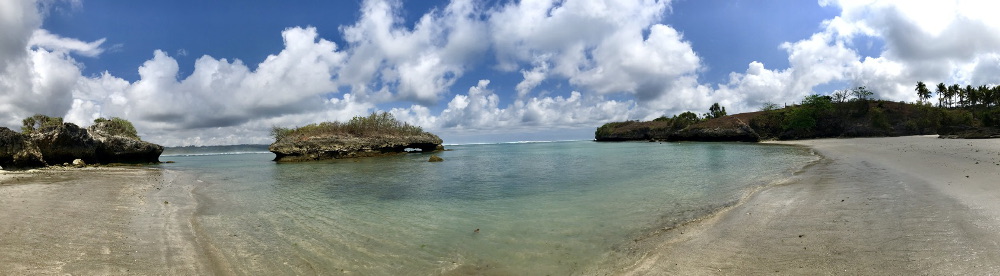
269,112,443,162
596,82,1000,142
1,115,161,169
92,117,141,140
272,112,425,141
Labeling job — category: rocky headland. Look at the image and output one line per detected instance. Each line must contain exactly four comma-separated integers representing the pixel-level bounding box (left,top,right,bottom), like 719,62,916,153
269,112,443,162
597,99,993,142
0,119,163,169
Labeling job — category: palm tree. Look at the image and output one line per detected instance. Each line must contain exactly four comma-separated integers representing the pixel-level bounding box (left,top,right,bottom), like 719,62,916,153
936,83,947,107
915,81,931,104
947,84,960,107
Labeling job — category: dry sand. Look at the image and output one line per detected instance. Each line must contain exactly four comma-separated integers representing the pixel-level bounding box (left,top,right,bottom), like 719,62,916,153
618,136,1000,275
0,167,213,275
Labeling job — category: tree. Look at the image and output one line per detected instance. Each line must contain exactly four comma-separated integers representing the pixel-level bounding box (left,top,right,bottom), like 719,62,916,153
915,81,931,104
832,89,851,103
707,103,727,119
947,84,960,107
672,111,700,130
936,83,947,107
760,102,781,112
851,86,874,101
21,114,63,134
783,94,833,132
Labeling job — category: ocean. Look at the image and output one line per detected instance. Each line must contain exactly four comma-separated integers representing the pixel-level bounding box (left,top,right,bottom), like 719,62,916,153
159,141,816,275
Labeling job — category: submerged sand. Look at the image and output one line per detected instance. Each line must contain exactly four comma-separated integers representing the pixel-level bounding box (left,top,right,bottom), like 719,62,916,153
619,136,1000,274
0,167,211,275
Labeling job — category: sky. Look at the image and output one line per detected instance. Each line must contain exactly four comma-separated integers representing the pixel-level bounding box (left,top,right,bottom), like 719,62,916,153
2,0,1000,146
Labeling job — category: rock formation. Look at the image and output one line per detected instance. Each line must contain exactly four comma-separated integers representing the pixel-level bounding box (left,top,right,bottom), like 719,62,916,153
0,122,163,170
268,132,442,162
0,128,46,169
88,121,164,163
270,132,443,162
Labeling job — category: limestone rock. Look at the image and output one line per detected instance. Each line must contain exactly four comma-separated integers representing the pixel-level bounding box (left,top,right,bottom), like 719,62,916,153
428,155,444,162
29,123,98,165
0,127,46,169
87,121,163,163
270,132,444,162
72,159,86,166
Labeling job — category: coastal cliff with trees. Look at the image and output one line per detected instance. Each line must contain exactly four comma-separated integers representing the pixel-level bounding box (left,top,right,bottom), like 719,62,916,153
596,83,1000,142
269,112,444,162
0,115,163,169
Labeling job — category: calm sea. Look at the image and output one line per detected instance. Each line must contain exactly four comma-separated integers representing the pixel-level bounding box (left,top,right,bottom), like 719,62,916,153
159,141,815,275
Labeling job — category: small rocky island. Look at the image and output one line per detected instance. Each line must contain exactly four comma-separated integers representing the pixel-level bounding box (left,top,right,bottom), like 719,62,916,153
269,112,443,162
0,115,163,169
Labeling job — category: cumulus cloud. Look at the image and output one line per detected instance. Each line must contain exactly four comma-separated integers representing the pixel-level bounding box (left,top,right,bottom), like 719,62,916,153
714,0,1000,112
391,80,634,135
6,0,1000,146
339,0,489,105
489,0,702,103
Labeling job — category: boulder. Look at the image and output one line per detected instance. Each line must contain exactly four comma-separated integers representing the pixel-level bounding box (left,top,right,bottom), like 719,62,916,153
0,127,46,169
72,159,86,166
428,155,444,162
87,122,163,163
270,132,444,162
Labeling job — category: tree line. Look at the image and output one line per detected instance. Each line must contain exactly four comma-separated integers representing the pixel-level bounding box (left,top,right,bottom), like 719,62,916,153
915,81,1000,109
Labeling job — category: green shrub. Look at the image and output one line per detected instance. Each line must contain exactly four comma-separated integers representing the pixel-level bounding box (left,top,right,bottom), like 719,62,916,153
273,112,425,141
21,114,63,134
94,117,141,140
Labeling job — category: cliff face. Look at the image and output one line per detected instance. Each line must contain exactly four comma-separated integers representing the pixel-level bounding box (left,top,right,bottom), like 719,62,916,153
0,122,163,169
0,128,45,169
269,132,444,162
88,121,164,163
668,115,760,142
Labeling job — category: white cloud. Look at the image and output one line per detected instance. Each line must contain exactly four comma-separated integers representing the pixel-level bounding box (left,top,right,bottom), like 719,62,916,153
339,0,489,105
7,0,1000,146
392,79,634,135
29,29,105,57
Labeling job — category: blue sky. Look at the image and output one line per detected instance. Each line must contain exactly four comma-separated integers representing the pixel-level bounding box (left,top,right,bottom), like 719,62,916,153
3,0,1000,145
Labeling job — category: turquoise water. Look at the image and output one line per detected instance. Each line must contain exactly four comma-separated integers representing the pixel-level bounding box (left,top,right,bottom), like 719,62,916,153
160,141,815,275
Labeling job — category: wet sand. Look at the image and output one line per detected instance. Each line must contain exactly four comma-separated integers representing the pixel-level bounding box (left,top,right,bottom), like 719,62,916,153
0,167,211,275
619,136,1000,275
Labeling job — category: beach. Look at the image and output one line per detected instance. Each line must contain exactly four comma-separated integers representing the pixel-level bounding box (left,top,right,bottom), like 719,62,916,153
0,167,212,274
2,136,999,274
621,136,1000,274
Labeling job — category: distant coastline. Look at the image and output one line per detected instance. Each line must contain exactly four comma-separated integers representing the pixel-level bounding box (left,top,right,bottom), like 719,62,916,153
596,87,1000,142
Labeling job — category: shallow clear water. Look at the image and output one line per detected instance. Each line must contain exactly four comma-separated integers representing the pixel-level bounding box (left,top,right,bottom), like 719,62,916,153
160,141,815,275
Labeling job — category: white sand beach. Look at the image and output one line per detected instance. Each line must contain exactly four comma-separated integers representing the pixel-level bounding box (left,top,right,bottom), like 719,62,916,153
0,167,212,275
621,136,1000,274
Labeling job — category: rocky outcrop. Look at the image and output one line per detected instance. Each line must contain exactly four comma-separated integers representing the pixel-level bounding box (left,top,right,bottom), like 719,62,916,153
939,126,1000,139
0,127,46,169
30,123,99,165
595,115,760,142
88,121,164,163
0,122,162,170
668,116,760,142
269,132,444,162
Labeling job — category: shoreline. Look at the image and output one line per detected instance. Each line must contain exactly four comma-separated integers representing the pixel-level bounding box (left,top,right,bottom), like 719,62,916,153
617,135,1000,274
0,167,213,274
